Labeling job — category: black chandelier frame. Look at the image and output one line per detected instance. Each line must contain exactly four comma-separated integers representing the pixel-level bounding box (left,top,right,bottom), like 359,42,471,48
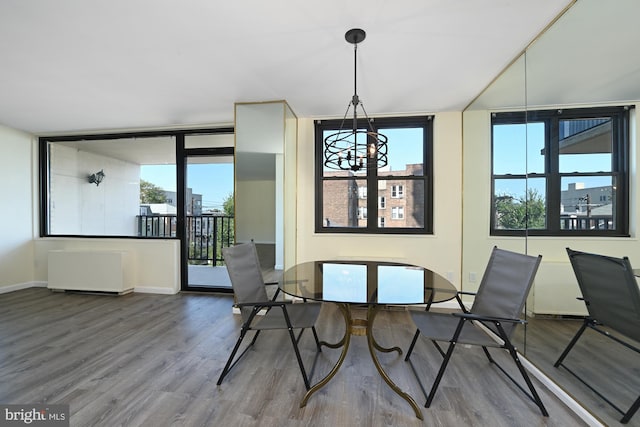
323,28,388,172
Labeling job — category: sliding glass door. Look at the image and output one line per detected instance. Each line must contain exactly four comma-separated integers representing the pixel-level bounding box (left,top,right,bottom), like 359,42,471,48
182,133,235,292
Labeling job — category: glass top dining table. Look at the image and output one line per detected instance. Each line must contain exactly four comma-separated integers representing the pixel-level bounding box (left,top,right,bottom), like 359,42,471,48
278,259,458,420
279,260,457,306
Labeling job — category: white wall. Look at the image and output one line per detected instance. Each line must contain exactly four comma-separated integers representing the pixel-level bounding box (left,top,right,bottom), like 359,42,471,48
234,102,283,246
0,125,36,290
462,104,640,314
235,179,276,244
0,124,180,294
8,99,636,303
295,112,463,288
34,238,180,294
49,144,140,235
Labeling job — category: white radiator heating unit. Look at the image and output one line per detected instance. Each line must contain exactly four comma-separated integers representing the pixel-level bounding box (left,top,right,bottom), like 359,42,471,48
47,250,133,294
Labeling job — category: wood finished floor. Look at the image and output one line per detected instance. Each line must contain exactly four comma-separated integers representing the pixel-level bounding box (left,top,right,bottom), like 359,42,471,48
514,317,640,427
0,288,587,427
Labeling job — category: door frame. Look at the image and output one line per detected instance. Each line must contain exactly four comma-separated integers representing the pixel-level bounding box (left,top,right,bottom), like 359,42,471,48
178,132,235,292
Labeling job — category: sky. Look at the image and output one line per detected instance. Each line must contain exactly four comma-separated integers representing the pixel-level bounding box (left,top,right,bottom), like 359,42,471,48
493,122,613,198
322,127,424,173
141,122,613,211
142,127,424,212
141,162,234,212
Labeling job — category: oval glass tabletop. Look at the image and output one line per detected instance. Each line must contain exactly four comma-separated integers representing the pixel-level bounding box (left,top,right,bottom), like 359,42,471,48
279,260,457,305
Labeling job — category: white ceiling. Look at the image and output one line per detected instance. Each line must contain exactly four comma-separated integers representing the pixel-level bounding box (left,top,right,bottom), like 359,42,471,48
0,0,573,135
471,0,640,110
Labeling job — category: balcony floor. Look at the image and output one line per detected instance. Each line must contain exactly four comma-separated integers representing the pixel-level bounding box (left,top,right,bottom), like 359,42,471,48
187,265,232,288
187,244,281,289
187,264,282,289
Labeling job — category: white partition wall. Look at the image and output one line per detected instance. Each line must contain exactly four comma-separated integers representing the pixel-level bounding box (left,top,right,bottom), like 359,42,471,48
234,101,297,271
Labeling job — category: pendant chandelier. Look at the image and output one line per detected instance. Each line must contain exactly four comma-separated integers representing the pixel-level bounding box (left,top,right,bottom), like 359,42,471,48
323,28,388,172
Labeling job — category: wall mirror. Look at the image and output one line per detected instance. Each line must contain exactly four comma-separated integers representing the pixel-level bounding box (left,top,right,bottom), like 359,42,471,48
463,0,640,424
234,101,297,275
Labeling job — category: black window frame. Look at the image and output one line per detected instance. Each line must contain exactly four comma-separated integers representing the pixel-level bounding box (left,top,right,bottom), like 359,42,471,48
491,106,630,237
39,127,234,239
315,115,433,234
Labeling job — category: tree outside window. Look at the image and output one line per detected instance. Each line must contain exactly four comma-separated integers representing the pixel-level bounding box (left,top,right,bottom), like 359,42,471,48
491,106,629,236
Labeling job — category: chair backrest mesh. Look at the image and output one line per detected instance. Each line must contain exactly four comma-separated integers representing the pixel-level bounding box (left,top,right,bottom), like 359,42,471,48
567,248,640,343
222,242,268,309
471,247,542,337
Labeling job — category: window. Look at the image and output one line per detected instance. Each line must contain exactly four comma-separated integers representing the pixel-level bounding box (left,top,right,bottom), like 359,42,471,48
391,185,404,198
378,196,386,209
358,186,367,199
491,106,630,236
358,206,367,219
41,135,177,236
315,115,433,234
39,128,233,237
391,206,404,219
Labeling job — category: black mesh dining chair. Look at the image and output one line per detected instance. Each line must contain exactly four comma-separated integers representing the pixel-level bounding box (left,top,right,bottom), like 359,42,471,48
554,248,640,424
216,241,323,389
405,246,547,416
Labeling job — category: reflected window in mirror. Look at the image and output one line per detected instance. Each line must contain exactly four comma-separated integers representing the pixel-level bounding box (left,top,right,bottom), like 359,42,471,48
41,135,177,237
39,128,233,238
491,106,630,237
315,115,433,234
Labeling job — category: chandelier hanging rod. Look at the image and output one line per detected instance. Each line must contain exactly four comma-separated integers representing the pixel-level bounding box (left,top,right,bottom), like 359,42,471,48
323,28,388,172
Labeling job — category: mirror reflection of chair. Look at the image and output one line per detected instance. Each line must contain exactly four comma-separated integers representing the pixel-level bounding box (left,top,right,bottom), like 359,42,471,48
555,248,640,424
405,247,548,416
216,242,323,389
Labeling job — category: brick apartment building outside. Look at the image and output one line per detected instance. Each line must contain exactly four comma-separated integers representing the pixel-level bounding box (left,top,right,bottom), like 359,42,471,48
323,163,424,228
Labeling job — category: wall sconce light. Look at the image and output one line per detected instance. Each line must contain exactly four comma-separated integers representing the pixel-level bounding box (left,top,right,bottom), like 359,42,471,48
88,169,105,186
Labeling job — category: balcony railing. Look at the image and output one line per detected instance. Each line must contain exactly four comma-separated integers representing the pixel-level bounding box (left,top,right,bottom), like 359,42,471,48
137,214,234,265
560,215,612,230
138,215,176,238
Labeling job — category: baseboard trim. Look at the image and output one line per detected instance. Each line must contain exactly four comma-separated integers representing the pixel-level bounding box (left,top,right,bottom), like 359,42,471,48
0,282,178,296
0,281,47,294
405,298,603,426
519,355,604,426
134,287,178,295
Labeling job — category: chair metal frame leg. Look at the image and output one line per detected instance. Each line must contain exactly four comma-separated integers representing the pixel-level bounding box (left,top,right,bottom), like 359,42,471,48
555,318,640,423
622,396,640,424
218,305,321,389
311,326,322,350
423,318,465,408
217,308,263,386
405,295,437,361
281,306,323,391
485,326,549,417
478,322,548,417
405,329,420,360
554,318,589,368
216,329,250,385
286,324,311,389
407,319,548,417
405,319,465,409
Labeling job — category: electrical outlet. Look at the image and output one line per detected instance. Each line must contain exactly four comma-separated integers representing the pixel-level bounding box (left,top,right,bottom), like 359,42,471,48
446,271,454,282
469,272,477,283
